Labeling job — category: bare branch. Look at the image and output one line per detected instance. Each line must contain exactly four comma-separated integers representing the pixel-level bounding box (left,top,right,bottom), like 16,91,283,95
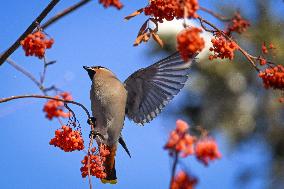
0,94,92,119
199,6,231,21
40,57,49,85
6,58,44,90
4,0,92,95
42,0,92,29
0,0,60,66
197,16,260,72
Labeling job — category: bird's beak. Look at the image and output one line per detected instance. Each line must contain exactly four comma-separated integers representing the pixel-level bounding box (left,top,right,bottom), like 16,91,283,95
83,66,91,71
83,66,96,80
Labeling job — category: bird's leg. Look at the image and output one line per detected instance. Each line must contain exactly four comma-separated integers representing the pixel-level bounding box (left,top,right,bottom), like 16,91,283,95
87,117,104,140
87,117,96,126
89,130,105,141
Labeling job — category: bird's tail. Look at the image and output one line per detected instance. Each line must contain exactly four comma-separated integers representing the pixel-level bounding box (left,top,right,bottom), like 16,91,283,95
101,145,117,184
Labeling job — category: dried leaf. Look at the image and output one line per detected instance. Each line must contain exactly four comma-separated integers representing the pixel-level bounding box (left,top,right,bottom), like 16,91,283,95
149,18,159,33
142,33,151,42
125,8,144,20
152,32,164,47
133,33,146,46
137,20,149,37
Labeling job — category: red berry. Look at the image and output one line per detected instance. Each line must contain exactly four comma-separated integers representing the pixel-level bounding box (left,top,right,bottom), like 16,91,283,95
177,27,205,61
50,125,84,152
20,31,54,59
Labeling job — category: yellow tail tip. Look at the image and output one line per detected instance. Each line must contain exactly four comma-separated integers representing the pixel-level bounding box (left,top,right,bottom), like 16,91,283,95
101,179,117,184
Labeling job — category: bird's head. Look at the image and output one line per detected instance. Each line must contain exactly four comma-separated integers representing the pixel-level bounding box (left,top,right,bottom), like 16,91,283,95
83,66,113,80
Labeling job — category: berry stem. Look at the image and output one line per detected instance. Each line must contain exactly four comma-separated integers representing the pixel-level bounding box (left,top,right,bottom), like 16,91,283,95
40,57,50,85
169,151,179,189
197,16,260,72
199,6,231,21
87,137,94,189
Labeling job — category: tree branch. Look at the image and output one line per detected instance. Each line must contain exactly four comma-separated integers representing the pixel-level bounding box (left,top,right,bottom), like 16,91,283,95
6,58,44,90
42,0,92,29
4,0,92,94
0,0,60,66
0,94,91,119
197,16,260,72
199,6,231,21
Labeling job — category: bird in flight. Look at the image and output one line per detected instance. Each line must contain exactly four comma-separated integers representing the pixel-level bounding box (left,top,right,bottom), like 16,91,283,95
83,52,196,184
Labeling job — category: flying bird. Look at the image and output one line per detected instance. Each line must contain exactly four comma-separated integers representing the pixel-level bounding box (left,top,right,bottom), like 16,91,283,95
83,52,196,184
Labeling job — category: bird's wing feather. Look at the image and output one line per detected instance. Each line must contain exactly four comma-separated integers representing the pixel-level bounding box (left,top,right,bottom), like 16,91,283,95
124,52,196,125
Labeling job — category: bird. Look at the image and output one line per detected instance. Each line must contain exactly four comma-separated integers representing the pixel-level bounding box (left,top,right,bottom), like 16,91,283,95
83,52,196,184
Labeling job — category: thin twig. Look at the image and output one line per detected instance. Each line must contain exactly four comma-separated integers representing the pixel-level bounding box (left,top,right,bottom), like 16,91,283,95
0,94,91,119
40,57,48,85
86,117,96,189
199,6,231,21
6,58,59,94
87,137,94,189
4,0,91,86
197,16,260,72
198,17,216,33
43,85,59,93
6,58,44,90
169,152,178,189
42,0,92,29
0,79,95,189
0,0,60,66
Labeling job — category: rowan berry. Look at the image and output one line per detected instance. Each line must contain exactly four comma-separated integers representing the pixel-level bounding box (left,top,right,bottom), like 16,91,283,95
177,27,205,61
20,31,54,59
195,137,221,166
49,125,84,152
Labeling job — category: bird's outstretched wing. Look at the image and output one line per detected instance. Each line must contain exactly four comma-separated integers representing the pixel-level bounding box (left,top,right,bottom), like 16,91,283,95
124,52,196,125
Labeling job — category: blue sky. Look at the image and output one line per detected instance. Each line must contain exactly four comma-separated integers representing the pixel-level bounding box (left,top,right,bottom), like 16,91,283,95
0,0,279,188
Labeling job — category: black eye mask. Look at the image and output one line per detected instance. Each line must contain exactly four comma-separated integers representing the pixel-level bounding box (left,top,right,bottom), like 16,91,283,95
83,66,96,80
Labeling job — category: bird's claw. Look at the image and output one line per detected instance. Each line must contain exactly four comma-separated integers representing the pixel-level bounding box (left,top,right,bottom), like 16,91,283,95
87,117,96,126
89,130,105,140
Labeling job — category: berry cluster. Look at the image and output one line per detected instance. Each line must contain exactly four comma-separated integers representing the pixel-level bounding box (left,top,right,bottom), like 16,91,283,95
195,137,222,166
171,171,197,189
259,65,284,90
261,42,276,55
144,0,199,23
144,0,176,23
226,12,250,35
258,57,267,66
20,31,54,59
43,92,72,120
177,27,205,61
262,42,269,54
49,125,84,152
209,34,238,60
179,0,199,19
99,0,123,9
80,145,110,179
165,120,222,165
165,120,196,157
